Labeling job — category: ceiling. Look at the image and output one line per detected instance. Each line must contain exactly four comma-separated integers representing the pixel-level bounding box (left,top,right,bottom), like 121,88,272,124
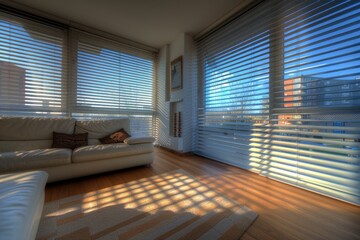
8,0,248,49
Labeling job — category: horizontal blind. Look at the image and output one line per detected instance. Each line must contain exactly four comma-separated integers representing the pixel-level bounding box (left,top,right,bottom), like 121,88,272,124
270,0,360,204
196,0,360,205
196,0,271,169
0,12,68,117
72,32,155,136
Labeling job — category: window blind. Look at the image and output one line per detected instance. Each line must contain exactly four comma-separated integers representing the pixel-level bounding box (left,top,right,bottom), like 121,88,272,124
0,12,68,116
196,0,360,205
0,8,157,137
71,32,155,136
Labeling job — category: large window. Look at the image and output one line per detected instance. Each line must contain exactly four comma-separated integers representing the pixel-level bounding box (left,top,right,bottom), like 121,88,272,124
0,10,156,136
72,33,155,136
196,0,360,205
198,29,270,168
0,12,67,116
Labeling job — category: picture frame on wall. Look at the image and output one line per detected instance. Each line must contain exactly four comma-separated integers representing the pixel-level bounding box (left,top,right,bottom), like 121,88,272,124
170,56,183,90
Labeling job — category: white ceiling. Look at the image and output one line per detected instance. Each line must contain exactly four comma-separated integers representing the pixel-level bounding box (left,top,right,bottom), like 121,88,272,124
8,0,248,49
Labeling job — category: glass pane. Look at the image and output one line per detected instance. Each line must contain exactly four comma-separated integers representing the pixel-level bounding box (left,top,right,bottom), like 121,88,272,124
0,17,65,116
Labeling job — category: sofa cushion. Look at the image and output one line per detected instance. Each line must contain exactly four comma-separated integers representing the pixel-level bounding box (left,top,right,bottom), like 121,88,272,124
52,132,88,149
124,136,155,145
0,171,48,240
0,149,72,172
0,140,53,152
0,117,76,141
0,117,76,152
74,119,130,145
72,143,153,163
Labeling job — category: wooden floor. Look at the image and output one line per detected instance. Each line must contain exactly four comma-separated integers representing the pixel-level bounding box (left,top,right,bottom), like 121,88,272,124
45,147,360,240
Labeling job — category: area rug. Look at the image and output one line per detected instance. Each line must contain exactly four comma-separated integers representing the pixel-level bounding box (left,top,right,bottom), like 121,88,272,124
36,170,257,240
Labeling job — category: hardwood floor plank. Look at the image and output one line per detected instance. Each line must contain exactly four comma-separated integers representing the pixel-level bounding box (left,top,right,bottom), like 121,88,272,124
44,147,360,240
95,174,113,190
240,233,257,240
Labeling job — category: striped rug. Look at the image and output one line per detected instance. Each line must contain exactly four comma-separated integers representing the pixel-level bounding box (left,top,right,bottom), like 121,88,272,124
36,170,257,240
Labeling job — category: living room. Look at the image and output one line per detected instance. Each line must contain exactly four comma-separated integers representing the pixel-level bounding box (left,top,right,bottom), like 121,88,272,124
0,0,359,239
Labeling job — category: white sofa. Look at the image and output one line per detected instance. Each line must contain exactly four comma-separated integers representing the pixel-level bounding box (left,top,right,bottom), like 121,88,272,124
0,171,48,240
0,117,154,182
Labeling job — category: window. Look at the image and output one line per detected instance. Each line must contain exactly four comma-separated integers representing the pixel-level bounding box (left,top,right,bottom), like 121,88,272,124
72,32,155,136
0,9,156,137
197,5,270,168
0,12,67,116
196,0,360,205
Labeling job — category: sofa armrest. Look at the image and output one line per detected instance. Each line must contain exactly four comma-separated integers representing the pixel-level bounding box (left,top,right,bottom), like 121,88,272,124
124,136,155,145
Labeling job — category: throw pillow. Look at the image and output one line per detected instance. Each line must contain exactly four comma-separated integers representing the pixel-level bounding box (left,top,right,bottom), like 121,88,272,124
99,128,131,144
52,132,88,150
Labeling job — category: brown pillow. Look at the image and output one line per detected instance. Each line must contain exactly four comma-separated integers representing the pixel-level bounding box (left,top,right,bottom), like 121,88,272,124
99,128,130,144
52,132,88,150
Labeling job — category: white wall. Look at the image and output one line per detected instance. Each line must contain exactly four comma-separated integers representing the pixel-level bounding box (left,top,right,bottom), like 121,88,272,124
156,33,197,152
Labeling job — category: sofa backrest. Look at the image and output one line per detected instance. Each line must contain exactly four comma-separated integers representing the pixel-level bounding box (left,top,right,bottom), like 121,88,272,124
74,118,130,145
0,117,76,152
